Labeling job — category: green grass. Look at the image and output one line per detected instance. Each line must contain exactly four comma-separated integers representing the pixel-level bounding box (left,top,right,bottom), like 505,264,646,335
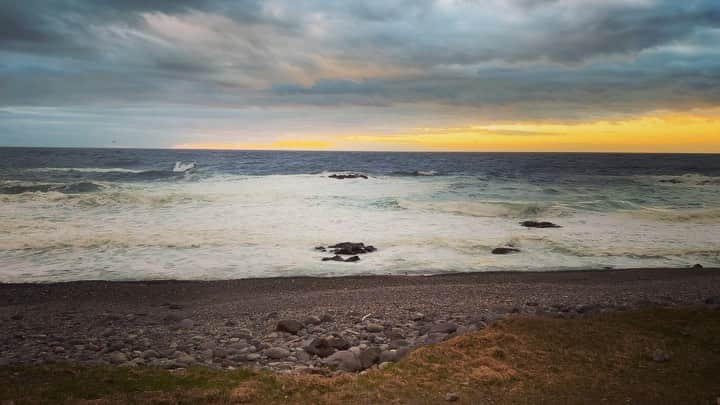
2,306,720,404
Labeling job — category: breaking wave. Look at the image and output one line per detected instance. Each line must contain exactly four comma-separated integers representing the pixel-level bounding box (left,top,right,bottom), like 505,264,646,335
0,181,102,194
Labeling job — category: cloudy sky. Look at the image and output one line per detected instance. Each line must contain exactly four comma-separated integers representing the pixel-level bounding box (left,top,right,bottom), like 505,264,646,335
1,0,719,151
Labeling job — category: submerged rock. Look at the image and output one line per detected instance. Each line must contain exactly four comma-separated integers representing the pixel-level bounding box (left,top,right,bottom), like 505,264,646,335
520,220,561,228
492,247,521,254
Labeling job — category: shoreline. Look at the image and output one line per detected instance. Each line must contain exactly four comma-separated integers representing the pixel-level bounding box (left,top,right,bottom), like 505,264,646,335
2,267,719,373
2,265,716,286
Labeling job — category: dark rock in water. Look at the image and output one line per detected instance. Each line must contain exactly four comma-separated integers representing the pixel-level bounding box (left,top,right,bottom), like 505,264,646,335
692,263,704,269
329,173,368,180
492,247,520,254
520,221,561,228
318,242,377,261
305,338,336,358
276,319,304,334
328,242,375,255
658,178,683,184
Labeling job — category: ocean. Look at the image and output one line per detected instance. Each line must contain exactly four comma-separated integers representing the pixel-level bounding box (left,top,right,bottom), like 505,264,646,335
1,148,719,282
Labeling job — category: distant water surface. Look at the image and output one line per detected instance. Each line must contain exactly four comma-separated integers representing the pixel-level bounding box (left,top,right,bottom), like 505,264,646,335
1,148,719,282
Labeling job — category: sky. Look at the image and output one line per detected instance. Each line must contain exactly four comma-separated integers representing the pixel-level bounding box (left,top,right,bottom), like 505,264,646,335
0,0,719,152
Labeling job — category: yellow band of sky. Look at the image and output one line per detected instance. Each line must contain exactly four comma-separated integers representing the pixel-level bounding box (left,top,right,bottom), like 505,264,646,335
174,109,720,152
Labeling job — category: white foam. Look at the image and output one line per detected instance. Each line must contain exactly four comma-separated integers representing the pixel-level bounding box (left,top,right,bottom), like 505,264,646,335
1,174,718,282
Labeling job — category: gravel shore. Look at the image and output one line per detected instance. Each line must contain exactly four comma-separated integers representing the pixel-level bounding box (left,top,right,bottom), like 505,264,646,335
2,268,719,373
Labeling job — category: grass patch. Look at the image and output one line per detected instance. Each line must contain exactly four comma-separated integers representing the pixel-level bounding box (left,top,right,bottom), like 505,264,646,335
2,307,719,404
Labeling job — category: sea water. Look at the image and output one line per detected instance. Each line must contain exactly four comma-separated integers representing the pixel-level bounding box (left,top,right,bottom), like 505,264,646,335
1,148,719,282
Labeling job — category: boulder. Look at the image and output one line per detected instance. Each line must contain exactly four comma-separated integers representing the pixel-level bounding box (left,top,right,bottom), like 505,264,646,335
328,335,351,350
276,320,304,334
365,323,384,333
304,315,322,325
322,255,344,262
304,338,336,358
344,255,360,262
266,347,291,359
359,347,382,369
178,319,194,329
325,350,362,372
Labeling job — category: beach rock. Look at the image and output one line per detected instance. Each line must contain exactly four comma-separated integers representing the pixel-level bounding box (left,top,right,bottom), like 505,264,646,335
365,323,384,333
304,338,336,358
492,247,520,254
325,350,362,372
652,349,671,362
329,174,368,180
328,336,351,350
304,315,322,325
520,220,561,228
320,314,334,323
322,255,344,262
108,351,128,364
704,296,720,305
358,347,381,369
141,350,159,359
344,255,361,262
445,392,459,402
429,322,457,334
276,320,304,334
266,347,291,359
411,312,425,321
692,263,704,269
178,319,194,329
245,353,261,361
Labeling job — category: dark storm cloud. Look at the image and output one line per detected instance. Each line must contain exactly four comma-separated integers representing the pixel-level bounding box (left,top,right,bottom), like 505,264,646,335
0,0,719,122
